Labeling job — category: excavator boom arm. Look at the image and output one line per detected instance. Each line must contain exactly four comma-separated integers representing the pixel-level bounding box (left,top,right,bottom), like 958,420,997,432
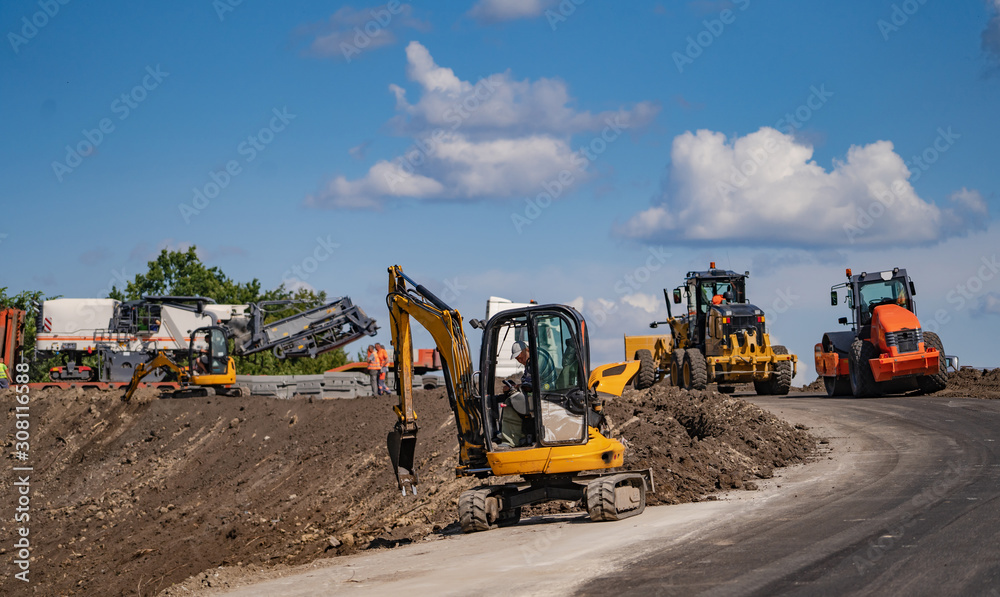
386,266,484,496
121,352,187,402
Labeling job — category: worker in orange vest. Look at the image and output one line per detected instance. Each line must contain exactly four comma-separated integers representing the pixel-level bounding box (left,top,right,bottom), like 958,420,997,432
366,345,381,396
376,343,389,395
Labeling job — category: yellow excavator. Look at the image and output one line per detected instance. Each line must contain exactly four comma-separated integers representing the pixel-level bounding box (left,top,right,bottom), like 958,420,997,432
121,326,239,401
386,265,653,532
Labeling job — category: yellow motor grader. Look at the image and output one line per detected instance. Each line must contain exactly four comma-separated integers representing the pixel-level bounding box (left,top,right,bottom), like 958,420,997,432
627,263,796,394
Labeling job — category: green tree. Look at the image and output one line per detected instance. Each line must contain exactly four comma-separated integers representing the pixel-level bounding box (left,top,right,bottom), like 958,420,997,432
111,246,267,304
0,288,61,381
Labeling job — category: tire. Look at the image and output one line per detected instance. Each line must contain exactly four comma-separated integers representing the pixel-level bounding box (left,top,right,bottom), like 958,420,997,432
916,331,948,394
459,488,498,533
849,339,881,398
669,349,685,387
766,345,792,396
682,348,708,390
634,349,656,389
823,376,851,397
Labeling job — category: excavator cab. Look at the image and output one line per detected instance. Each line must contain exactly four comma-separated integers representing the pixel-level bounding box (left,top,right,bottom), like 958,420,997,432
188,326,233,382
480,306,591,451
121,325,236,402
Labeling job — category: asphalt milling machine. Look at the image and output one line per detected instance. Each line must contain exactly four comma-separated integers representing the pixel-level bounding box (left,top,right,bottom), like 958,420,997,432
37,294,377,383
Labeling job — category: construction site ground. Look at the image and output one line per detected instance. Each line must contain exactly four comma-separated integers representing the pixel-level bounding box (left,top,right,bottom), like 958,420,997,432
1,367,997,596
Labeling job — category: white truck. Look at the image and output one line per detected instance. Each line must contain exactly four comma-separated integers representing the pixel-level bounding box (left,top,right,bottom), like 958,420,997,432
485,296,535,378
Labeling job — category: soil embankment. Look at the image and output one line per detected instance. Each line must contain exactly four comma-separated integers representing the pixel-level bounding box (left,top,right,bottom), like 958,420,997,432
2,382,818,596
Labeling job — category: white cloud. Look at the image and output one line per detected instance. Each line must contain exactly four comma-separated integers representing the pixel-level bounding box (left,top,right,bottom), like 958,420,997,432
280,277,317,294
467,0,559,23
300,4,430,61
428,134,580,197
305,160,445,209
975,292,1000,318
622,292,662,313
618,127,989,247
308,42,659,209
348,140,371,160
390,42,658,138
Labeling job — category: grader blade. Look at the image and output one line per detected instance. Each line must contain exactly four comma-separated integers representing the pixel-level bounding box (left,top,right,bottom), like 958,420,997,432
387,429,418,496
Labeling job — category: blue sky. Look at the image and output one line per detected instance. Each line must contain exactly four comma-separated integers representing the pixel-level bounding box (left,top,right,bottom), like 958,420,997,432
2,0,998,378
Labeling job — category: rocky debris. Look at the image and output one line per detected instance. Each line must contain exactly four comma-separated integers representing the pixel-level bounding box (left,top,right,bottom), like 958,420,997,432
790,366,1000,399
604,384,815,505
792,377,826,393
933,367,1000,399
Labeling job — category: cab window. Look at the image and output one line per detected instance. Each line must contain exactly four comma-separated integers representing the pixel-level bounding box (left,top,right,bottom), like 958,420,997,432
858,279,908,324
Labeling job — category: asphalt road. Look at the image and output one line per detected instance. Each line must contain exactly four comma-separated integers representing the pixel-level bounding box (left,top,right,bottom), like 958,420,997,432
219,394,1000,597
580,395,1000,597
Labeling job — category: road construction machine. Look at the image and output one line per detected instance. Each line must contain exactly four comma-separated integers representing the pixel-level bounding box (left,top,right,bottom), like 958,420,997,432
117,295,377,401
635,263,796,394
815,267,947,397
1,307,25,374
121,325,238,401
36,295,377,382
385,265,653,532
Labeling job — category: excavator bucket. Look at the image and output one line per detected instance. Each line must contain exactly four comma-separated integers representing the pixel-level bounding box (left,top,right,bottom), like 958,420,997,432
387,429,418,496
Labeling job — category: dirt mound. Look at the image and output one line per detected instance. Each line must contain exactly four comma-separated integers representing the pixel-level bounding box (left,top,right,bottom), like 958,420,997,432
604,384,815,504
792,377,826,393
1,387,470,597
1,384,815,596
934,367,1000,399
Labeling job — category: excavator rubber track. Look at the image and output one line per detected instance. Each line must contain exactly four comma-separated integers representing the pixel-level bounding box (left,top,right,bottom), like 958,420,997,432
585,472,649,522
458,487,522,533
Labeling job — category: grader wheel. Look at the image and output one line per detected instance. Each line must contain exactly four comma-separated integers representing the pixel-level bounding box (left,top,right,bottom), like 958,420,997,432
682,348,708,390
634,349,656,389
669,349,685,387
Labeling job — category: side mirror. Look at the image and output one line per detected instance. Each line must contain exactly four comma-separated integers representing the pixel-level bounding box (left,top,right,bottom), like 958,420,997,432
909,281,916,296
831,290,838,306
649,322,658,328
672,289,682,304
838,317,848,325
